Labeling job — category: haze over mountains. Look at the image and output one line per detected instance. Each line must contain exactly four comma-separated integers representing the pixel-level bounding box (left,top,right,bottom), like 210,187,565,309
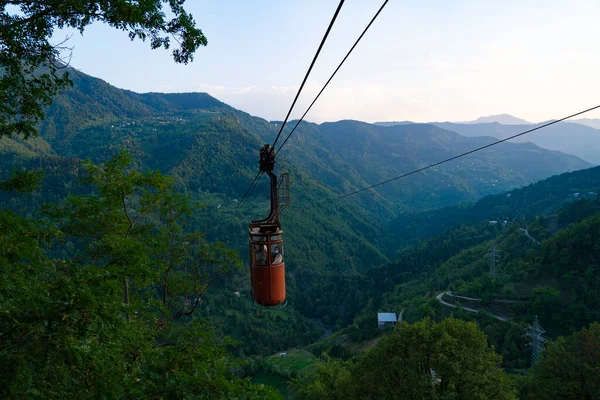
464,114,531,125
435,121,600,165
376,113,600,165
573,118,600,130
463,114,600,129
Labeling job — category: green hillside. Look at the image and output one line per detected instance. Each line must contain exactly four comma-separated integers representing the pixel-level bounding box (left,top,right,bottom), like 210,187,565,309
387,164,600,248
2,67,600,399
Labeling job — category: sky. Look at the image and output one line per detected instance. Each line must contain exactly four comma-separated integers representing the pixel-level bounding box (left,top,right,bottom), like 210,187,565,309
52,0,600,124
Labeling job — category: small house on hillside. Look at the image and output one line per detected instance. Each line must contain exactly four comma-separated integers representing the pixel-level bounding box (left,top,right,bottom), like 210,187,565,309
377,313,397,329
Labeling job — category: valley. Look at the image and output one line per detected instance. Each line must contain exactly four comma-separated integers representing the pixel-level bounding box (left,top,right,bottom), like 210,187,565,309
2,70,600,399
3,2,600,398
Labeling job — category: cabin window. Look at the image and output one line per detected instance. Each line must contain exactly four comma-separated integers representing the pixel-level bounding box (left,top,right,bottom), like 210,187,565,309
253,244,268,266
270,234,283,241
251,235,267,242
271,244,283,265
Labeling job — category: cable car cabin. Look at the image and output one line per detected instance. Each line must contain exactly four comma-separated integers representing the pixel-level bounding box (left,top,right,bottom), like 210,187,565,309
248,144,288,307
249,227,285,306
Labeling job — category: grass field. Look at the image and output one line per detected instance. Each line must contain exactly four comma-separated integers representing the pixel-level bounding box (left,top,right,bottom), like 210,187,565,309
265,349,317,376
251,348,319,399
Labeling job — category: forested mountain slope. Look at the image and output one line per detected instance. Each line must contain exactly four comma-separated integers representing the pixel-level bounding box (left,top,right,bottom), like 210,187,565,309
3,68,600,399
24,68,591,212
380,196,600,366
275,120,589,213
1,67,591,271
387,164,600,248
309,183,600,374
0,67,596,362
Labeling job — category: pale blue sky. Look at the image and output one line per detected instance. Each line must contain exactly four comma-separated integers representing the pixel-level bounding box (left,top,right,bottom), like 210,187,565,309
55,0,600,123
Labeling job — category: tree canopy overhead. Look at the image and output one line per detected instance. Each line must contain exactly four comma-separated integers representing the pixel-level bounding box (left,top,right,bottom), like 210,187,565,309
0,0,207,138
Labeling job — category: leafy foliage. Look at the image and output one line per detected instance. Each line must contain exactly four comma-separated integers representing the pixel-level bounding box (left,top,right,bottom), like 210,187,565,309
0,169,44,193
521,323,600,399
297,318,517,400
0,152,278,399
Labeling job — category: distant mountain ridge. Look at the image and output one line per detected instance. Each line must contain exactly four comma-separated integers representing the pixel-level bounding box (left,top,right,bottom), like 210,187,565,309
375,114,531,127
464,114,531,125
434,121,600,164
573,118,600,130
373,121,414,127
372,115,600,165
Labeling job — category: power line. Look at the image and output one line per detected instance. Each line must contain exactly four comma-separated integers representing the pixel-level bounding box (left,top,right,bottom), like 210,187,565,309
236,170,263,209
235,159,303,210
276,0,390,157
330,104,600,202
271,0,345,149
238,0,345,206
243,171,263,206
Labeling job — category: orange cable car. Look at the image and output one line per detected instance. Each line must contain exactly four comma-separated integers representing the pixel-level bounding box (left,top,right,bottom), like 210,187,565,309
249,144,288,307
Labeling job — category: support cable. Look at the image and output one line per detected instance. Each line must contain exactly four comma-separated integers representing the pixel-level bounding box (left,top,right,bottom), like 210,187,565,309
276,0,390,156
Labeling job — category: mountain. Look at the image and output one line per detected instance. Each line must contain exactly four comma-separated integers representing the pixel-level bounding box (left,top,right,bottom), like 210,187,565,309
306,165,600,373
386,163,600,247
465,114,531,125
435,121,600,164
379,196,600,368
277,121,590,214
0,68,589,288
302,163,600,334
4,68,600,399
2,68,584,219
373,121,414,127
573,118,600,130
0,68,590,250
375,115,531,126
0,67,594,358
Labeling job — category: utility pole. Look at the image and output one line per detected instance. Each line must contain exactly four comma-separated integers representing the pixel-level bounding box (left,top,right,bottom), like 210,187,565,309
525,315,546,365
489,242,499,279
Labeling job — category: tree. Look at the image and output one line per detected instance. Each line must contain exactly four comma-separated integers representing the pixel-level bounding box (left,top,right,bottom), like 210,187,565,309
1,1,207,138
522,323,600,400
294,355,353,400
0,151,279,399
298,318,517,400
46,150,238,323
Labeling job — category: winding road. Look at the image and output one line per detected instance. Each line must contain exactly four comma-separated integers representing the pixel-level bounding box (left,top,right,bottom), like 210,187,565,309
519,227,540,245
436,291,507,322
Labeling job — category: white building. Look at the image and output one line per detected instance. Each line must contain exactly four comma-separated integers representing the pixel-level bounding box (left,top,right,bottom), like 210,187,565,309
377,313,397,329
